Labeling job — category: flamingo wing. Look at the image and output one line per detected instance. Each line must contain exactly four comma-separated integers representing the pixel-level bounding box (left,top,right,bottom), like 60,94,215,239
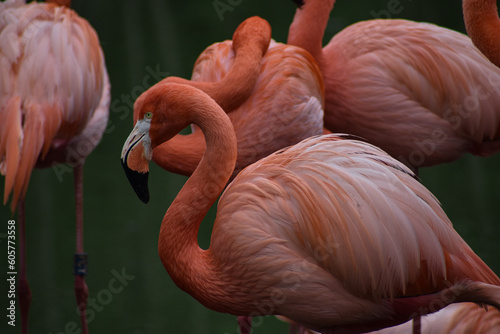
323,19,500,166
210,134,499,329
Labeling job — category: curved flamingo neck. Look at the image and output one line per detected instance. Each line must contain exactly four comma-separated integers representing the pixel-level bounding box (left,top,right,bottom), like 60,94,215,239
160,17,271,112
287,0,335,66
157,90,237,307
463,0,500,67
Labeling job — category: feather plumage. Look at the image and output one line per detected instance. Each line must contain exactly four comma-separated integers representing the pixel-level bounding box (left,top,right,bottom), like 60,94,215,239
288,0,500,170
0,0,109,209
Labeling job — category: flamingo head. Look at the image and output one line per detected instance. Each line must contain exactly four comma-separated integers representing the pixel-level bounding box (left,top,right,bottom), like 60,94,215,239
121,83,207,203
121,110,153,204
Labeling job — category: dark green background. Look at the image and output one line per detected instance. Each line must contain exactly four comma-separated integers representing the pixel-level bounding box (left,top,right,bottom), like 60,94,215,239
1,0,499,333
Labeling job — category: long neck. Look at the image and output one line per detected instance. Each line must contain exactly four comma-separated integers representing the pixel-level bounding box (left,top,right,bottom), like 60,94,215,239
157,99,237,308
162,44,263,112
287,0,335,66
160,19,270,113
463,0,500,67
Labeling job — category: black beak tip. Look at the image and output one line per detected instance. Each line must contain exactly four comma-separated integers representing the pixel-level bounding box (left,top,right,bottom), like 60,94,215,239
121,160,150,204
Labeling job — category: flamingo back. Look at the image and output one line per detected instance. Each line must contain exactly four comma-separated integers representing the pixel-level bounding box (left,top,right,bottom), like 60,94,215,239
322,19,500,166
191,40,325,175
210,135,500,319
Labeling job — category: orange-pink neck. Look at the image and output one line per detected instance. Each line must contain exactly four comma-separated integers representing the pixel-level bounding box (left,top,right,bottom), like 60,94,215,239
463,0,500,67
157,92,238,310
287,0,335,67
160,17,271,113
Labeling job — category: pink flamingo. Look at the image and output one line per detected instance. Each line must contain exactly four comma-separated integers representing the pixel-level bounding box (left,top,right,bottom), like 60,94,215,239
133,16,324,180
288,0,500,172
0,0,110,333
463,0,500,67
121,82,500,333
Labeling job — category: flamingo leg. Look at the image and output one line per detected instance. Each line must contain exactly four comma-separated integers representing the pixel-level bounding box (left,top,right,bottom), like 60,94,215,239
18,199,31,334
73,163,89,334
289,324,299,334
413,316,421,334
237,316,252,334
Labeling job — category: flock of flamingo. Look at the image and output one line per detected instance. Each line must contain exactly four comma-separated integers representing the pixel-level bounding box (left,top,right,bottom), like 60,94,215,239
1,0,500,333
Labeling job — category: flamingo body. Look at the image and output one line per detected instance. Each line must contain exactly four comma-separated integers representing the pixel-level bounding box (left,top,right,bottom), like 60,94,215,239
0,0,109,208
122,83,500,334
206,135,499,331
288,0,500,170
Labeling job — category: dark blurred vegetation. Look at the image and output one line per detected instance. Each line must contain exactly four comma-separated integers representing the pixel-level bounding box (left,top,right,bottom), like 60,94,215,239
1,0,499,333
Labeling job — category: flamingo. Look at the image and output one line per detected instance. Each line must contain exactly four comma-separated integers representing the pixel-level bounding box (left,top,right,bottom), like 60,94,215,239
134,16,324,180
0,0,110,333
463,0,500,67
287,0,500,173
121,82,500,333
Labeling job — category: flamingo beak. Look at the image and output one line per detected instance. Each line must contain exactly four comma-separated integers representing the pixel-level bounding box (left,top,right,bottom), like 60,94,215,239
121,119,152,204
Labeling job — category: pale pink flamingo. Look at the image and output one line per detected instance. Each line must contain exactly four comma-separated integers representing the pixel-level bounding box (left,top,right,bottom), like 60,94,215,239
132,16,324,181
121,82,500,333
463,0,500,67
0,0,110,333
288,0,500,173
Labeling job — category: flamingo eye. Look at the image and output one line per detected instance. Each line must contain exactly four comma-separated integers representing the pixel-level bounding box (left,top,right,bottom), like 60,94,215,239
144,112,153,119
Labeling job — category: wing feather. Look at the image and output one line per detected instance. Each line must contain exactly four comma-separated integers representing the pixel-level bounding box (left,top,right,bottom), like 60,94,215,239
324,20,500,165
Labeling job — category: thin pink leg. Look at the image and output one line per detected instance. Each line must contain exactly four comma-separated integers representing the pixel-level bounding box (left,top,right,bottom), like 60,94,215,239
18,199,31,334
73,163,89,334
237,316,252,334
